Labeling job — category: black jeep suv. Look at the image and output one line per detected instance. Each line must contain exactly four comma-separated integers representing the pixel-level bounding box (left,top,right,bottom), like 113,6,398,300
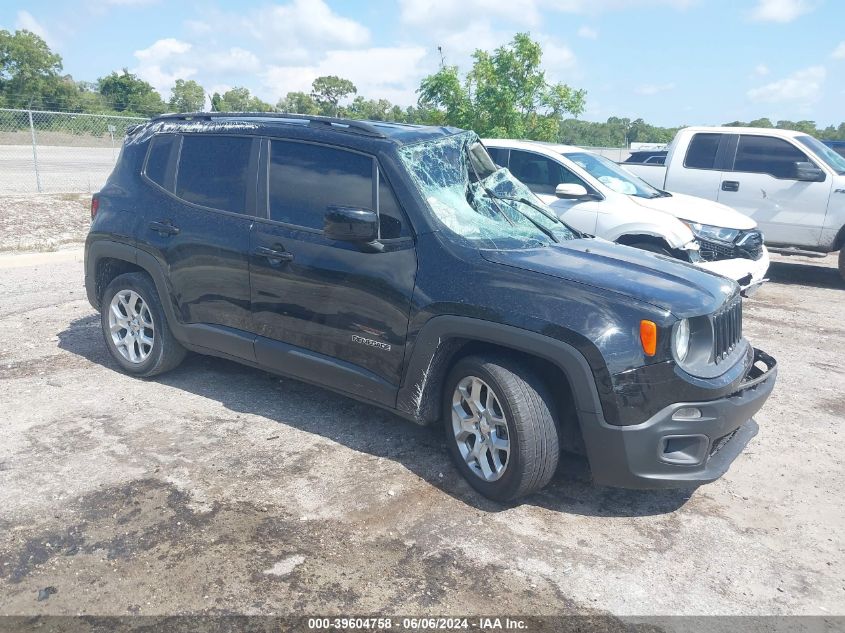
85,113,777,501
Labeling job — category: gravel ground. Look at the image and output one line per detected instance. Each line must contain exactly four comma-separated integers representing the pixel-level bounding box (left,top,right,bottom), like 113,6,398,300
0,228,843,623
0,194,89,252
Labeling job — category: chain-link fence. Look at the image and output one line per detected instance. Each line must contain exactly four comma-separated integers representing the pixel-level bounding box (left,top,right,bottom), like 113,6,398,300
0,108,148,194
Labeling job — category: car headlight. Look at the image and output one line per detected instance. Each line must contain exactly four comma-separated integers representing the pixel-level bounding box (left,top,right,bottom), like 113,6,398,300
672,319,690,362
684,221,740,243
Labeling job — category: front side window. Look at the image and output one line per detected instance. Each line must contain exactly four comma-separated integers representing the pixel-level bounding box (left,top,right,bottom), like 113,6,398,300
733,135,811,179
684,133,721,169
269,141,373,230
175,135,253,213
144,134,177,189
508,150,566,195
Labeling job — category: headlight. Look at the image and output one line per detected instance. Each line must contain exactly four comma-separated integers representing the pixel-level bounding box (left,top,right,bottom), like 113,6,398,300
684,221,740,243
672,319,690,362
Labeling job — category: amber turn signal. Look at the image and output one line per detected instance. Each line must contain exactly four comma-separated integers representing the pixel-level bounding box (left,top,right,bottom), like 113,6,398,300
640,320,657,356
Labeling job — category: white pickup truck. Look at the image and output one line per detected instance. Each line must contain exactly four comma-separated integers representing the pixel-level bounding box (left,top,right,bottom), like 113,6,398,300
624,126,845,279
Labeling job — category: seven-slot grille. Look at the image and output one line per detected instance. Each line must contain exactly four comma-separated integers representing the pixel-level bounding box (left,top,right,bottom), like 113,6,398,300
712,295,743,364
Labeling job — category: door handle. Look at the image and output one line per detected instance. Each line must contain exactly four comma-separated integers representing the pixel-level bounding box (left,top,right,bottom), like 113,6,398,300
721,180,740,192
254,245,294,264
148,220,180,236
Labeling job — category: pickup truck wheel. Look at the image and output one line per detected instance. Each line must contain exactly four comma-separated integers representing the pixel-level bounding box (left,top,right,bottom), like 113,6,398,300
100,272,186,377
627,241,672,256
839,249,845,282
444,355,559,502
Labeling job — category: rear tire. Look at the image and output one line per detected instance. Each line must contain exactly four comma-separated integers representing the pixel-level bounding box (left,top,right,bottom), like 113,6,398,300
838,249,845,282
100,272,186,377
443,355,560,502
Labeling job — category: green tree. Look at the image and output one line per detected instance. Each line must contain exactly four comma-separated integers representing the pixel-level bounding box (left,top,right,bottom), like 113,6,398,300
169,79,205,112
97,69,165,115
276,91,319,114
213,86,272,112
418,33,586,141
0,29,66,109
311,75,357,116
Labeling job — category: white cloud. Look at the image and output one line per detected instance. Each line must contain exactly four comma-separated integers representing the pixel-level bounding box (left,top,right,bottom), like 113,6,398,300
134,38,192,63
15,10,52,44
754,64,770,76
636,82,676,95
832,42,845,59
747,66,826,104
261,46,430,107
577,26,599,39
750,0,816,23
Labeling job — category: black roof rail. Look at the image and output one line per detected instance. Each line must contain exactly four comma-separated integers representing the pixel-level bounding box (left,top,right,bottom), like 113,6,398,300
151,111,387,138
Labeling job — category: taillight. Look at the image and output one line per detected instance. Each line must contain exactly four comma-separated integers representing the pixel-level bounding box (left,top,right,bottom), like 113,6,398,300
90,194,100,220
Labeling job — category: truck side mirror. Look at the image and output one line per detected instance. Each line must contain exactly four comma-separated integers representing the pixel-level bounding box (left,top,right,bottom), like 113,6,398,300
794,161,825,182
555,183,590,199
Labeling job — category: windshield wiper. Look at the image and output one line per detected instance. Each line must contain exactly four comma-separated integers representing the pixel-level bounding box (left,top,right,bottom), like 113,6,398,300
485,192,587,240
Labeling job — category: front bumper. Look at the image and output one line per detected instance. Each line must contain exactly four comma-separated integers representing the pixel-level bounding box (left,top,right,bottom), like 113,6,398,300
582,348,777,489
696,246,770,296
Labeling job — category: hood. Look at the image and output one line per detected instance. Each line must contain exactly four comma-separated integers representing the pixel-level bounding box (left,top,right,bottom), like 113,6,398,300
630,192,757,230
481,238,737,318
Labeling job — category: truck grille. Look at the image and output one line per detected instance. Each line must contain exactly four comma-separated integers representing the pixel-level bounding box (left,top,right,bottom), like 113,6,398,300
699,230,764,262
713,295,743,364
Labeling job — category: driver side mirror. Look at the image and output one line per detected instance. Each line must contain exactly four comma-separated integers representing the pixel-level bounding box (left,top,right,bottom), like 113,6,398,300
794,161,825,182
555,183,590,199
324,206,383,252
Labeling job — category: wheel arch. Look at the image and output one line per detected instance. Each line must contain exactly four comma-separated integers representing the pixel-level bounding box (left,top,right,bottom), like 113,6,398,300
86,240,180,333
396,316,607,453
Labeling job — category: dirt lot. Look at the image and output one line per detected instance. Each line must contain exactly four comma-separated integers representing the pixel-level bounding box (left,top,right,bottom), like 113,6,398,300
0,201,843,623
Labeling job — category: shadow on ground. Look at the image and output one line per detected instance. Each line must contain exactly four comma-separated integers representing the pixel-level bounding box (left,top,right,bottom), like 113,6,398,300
765,259,843,289
59,314,692,518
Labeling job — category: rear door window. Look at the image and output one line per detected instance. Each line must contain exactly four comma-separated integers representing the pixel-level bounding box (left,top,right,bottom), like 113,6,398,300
175,135,254,214
684,133,721,169
732,135,811,179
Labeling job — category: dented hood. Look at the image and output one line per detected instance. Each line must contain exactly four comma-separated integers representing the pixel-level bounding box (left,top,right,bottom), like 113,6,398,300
630,192,757,230
480,238,736,317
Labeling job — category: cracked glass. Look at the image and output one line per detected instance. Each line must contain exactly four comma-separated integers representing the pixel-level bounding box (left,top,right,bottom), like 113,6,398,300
398,131,577,249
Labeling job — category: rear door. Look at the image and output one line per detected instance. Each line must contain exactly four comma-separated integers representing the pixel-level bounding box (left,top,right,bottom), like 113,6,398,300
507,148,600,234
717,134,832,246
666,132,725,200
139,133,257,343
249,138,416,398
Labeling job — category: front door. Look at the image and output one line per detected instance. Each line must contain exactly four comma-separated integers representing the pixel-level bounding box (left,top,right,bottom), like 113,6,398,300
717,134,832,246
507,148,600,234
250,138,416,395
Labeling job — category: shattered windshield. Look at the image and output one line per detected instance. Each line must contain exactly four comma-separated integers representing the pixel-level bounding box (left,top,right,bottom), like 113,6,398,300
398,131,577,249
564,151,666,198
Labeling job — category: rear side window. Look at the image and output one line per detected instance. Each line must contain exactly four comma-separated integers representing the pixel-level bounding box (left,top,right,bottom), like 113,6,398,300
175,135,253,213
269,141,373,230
144,134,177,189
684,133,721,169
732,135,810,179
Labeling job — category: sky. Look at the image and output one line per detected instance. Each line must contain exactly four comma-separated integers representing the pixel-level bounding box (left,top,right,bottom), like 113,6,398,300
2,0,844,127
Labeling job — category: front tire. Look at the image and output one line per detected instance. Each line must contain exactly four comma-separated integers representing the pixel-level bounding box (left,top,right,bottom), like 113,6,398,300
443,355,560,502
627,241,673,257
100,272,185,377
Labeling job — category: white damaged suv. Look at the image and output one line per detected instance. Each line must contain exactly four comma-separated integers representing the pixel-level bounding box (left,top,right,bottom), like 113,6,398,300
484,139,769,295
